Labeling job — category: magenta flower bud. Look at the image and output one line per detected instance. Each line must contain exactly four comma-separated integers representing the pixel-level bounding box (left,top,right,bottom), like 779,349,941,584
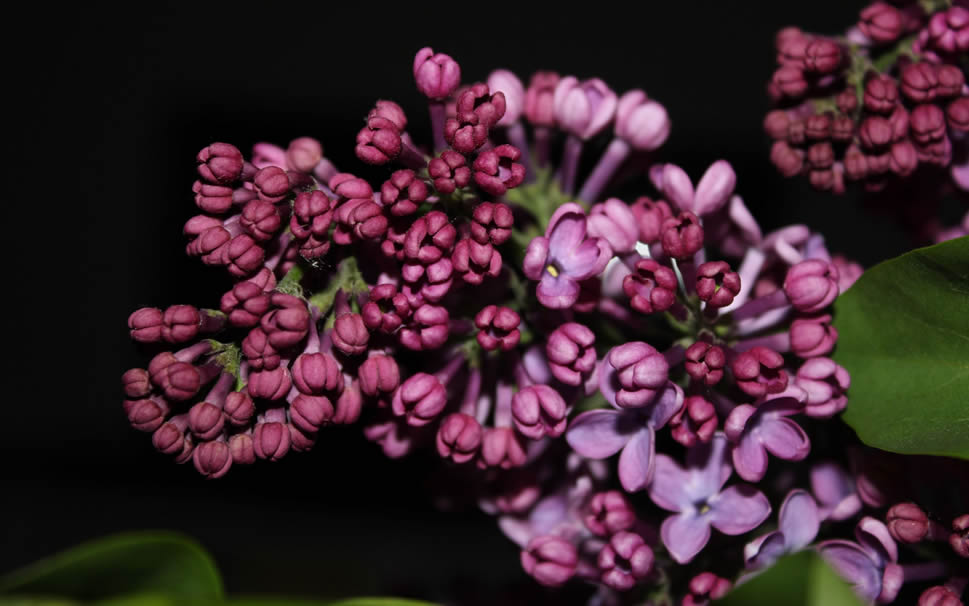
381,170,428,217
242,327,280,371
772,66,808,98
253,421,291,461
488,69,525,126
160,305,200,343
790,313,838,358
832,116,854,141
523,71,559,127
471,201,513,246
436,412,482,464
225,234,265,278
685,341,726,386
290,393,334,434
661,211,704,260
859,2,904,43
927,6,969,54
358,354,400,398
285,137,322,173
770,140,805,177
887,105,909,142
603,342,669,408
404,211,457,265
886,502,929,544
784,259,840,313
911,104,947,145
193,440,232,479
696,261,741,308
399,304,449,351
391,372,447,427
260,293,310,350
332,313,369,356
368,100,407,133
128,307,164,343
764,110,791,140
330,172,373,200
951,514,969,558
192,181,234,214
776,27,809,65
479,427,527,469
183,214,223,239
224,391,255,427
804,38,842,73
805,114,832,140
598,531,654,591
546,323,596,386
253,166,291,203
334,379,363,425
585,491,636,536
229,433,255,465
511,384,567,440
684,572,732,606
247,367,292,401
290,190,334,240
197,142,244,185
459,82,506,128
937,65,965,98
125,397,169,432
361,284,411,334
919,585,964,606
152,420,186,455
443,116,488,155
472,144,525,197
859,116,893,150
220,282,270,328
428,150,471,195
615,90,670,150
807,142,834,170
837,89,858,114
413,47,460,100
188,401,224,440
795,357,849,418
587,199,639,254
332,197,388,244
844,145,869,181
291,352,343,395
474,305,521,352
915,136,953,166
901,62,940,103
732,346,788,398
787,119,806,145
553,76,617,140
240,200,281,242
809,168,835,191
355,116,403,166
671,395,718,447
948,96,969,132
123,368,152,399
630,197,673,244
623,259,678,314
889,140,918,176
159,362,206,402
521,535,577,587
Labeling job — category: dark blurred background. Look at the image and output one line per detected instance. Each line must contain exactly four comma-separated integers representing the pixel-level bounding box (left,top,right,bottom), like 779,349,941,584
7,2,919,604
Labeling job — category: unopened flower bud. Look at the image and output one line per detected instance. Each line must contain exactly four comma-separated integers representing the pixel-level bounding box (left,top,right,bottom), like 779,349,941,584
661,211,704,259
436,413,482,464
285,137,322,173
229,433,255,465
911,104,947,145
521,536,577,587
919,585,964,606
512,384,568,439
732,346,788,397
630,197,673,244
128,307,164,343
471,202,513,245
391,372,447,427
604,342,669,408
598,531,654,591
615,90,670,150
585,491,636,536
188,401,224,441
290,394,334,434
696,261,741,308
546,323,596,386
472,144,525,197
671,395,717,447
901,62,939,103
224,391,255,427
196,142,244,185
685,341,726,386
860,2,904,43
785,259,840,313
524,72,560,127
886,502,929,544
479,427,527,469
247,367,292,401
193,440,232,479
413,47,460,100
332,313,369,355
951,514,969,558
358,354,400,397
253,166,291,203
253,421,291,461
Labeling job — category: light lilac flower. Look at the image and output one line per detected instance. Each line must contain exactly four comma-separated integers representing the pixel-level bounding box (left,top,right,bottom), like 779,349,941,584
810,461,862,521
818,517,904,604
567,382,683,492
745,489,821,569
654,160,737,216
552,77,618,140
648,433,771,563
523,203,612,308
724,386,811,482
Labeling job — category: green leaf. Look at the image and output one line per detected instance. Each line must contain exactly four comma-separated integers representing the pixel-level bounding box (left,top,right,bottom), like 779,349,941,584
833,237,969,460
718,551,863,606
0,532,223,602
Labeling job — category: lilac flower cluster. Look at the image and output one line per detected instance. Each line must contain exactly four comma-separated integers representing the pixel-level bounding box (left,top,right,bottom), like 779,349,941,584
122,46,968,604
764,1,969,243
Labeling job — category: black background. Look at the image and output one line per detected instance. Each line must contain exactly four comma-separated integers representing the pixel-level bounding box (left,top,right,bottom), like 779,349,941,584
7,2,922,604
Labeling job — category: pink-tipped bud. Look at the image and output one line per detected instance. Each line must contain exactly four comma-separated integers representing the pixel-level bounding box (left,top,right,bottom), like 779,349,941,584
696,261,741,308
598,531,654,591
623,259,678,314
732,346,788,398
661,211,704,259
671,395,718,447
474,305,521,352
521,536,577,587
546,322,596,386
128,307,164,343
685,341,726,386
196,142,244,185
436,413,483,464
193,440,232,479
584,491,636,536
391,372,447,427
784,259,840,313
224,391,255,427
886,502,929,544
413,47,461,100
188,401,224,441
512,384,568,440
253,421,291,461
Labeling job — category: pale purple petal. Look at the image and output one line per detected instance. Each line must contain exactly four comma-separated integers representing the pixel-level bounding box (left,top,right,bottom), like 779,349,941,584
498,516,535,547
598,358,620,409
618,428,655,492
818,540,882,603
662,164,695,212
855,516,898,566
558,237,609,278
693,160,736,216
661,511,712,564
529,494,570,536
760,417,811,461
728,195,762,245
649,163,666,191
648,453,694,512
566,409,631,459
536,273,580,309
709,484,771,535
732,433,769,482
546,203,588,255
687,433,733,500
778,489,820,551
647,381,684,429
746,531,787,569
523,236,550,280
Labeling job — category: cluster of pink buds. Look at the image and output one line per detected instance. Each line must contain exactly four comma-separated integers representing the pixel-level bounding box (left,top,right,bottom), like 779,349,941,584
764,1,969,242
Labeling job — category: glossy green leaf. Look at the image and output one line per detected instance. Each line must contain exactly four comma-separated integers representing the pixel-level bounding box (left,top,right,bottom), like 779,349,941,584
718,551,863,606
0,532,223,602
833,236,969,460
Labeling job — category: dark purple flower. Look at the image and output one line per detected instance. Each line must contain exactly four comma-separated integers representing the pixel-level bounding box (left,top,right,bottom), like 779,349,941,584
512,384,568,440
732,346,789,398
391,372,447,427
630,197,673,244
567,381,682,492
745,489,821,569
474,305,520,352
357,354,400,398
696,261,741,308
290,190,334,240
683,572,732,606
193,440,232,479
546,323,596,386
197,142,244,185
598,531,654,591
661,211,704,259
471,202,513,246
436,413,482,464
428,150,471,194
584,491,636,536
398,304,449,351
355,116,402,165
472,144,525,197
452,238,502,285
670,395,718,447
553,77,617,140
818,517,903,604
521,535,577,587
381,170,428,217
523,203,611,309
684,341,726,386
648,433,771,564
790,313,838,358
725,388,811,482
623,259,678,314
361,284,411,334
128,307,164,343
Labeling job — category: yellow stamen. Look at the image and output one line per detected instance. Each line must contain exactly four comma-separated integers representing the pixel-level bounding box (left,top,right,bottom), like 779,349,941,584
546,264,560,278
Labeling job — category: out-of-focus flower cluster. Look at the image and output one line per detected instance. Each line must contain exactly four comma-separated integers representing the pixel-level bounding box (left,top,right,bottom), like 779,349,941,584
122,46,968,605
764,1,968,243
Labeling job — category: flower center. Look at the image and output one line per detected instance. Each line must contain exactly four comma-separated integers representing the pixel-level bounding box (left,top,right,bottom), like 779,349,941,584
546,264,560,278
